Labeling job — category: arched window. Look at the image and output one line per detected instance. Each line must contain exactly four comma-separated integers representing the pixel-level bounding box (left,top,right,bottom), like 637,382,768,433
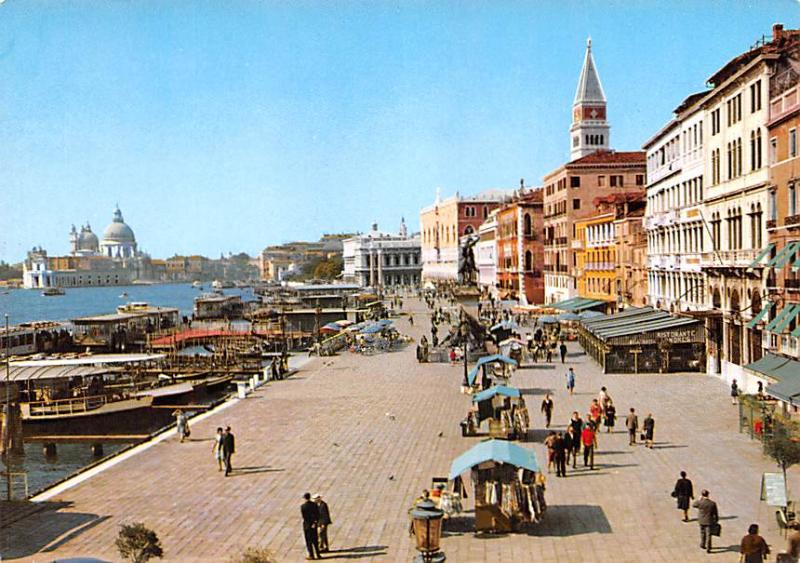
523,214,532,237
525,250,532,272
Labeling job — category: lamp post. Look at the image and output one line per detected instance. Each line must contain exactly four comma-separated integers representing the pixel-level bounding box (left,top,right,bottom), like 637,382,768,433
460,309,469,387
410,499,446,562
4,314,11,501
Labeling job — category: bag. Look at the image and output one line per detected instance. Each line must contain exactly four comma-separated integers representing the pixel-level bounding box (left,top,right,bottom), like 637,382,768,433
670,491,677,498
710,522,721,537
640,432,646,441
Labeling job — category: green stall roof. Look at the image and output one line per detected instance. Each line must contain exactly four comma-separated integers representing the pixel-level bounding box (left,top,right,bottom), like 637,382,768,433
745,354,800,402
449,439,540,480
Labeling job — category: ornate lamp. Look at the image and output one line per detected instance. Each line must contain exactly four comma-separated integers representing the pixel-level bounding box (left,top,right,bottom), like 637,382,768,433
411,499,446,562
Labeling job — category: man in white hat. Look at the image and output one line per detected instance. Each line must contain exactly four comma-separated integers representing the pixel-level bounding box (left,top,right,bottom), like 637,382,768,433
313,494,332,553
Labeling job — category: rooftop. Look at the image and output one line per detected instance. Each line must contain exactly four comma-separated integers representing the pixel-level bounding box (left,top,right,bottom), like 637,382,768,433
567,150,646,167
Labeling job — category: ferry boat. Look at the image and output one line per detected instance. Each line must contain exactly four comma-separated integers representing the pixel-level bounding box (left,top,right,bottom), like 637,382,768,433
192,281,203,289
11,353,233,437
41,287,65,296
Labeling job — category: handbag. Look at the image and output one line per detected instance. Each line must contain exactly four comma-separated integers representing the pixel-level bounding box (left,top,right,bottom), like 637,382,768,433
670,491,677,498
710,522,721,537
640,432,646,441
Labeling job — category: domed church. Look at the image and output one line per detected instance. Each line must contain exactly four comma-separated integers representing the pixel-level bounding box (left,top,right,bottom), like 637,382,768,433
99,206,138,259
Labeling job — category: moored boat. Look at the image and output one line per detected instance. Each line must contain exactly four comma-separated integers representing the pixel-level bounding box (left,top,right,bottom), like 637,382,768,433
41,287,65,296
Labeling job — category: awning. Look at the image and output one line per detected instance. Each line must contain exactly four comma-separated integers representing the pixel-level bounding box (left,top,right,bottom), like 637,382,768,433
766,304,800,334
580,306,700,341
749,243,777,268
5,365,114,382
746,302,774,330
449,439,540,480
472,385,521,403
745,354,800,403
551,297,607,312
490,320,521,332
767,241,800,269
557,312,581,322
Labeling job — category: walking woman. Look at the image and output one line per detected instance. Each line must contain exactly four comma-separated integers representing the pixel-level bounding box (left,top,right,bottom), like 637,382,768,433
672,471,694,522
643,413,655,449
172,408,189,443
604,400,616,433
213,427,224,471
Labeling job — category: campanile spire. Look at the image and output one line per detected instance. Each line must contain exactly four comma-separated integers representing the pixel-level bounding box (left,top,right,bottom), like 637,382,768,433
570,37,610,160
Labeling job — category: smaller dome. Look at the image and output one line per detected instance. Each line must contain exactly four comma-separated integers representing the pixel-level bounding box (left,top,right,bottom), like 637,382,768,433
102,207,136,243
77,224,99,251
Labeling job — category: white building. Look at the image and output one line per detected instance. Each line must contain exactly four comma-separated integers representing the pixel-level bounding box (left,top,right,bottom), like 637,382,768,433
476,210,498,294
644,92,707,315
341,220,421,288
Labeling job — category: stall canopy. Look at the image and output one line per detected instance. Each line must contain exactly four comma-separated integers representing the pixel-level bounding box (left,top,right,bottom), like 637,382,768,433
580,307,697,341
471,385,521,403
556,312,581,322
537,315,558,325
550,297,607,312
490,320,521,332
467,355,519,386
744,354,800,403
449,439,540,480
321,322,342,333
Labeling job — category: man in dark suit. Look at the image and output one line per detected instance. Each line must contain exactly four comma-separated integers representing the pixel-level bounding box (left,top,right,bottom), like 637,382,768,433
301,492,321,560
693,489,719,553
221,426,235,477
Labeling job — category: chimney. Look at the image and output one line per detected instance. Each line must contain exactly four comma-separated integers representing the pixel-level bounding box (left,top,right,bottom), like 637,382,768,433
774,23,784,42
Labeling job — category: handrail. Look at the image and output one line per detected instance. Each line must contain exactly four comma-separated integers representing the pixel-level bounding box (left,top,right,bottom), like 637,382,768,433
26,393,112,417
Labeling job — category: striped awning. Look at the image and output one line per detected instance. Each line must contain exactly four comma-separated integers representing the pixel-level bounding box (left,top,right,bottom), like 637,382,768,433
748,243,776,268
746,301,773,330
766,303,800,334
767,241,800,269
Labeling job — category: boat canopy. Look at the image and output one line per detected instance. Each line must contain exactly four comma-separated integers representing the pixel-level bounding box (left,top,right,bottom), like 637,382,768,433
6,365,113,382
471,385,521,403
11,353,166,367
449,439,540,480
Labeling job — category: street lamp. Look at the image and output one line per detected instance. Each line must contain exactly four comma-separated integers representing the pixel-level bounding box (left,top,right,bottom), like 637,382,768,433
410,499,446,562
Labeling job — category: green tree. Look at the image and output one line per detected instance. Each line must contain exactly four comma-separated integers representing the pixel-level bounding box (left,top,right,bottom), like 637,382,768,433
0,261,22,281
115,522,164,563
764,418,800,505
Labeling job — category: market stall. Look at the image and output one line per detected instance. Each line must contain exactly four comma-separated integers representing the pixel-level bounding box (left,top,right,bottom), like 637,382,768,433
463,385,529,440
449,439,546,533
466,354,518,391
578,306,705,374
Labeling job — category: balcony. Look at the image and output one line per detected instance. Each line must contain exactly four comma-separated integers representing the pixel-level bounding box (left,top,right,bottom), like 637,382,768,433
556,237,567,246
767,219,777,230
701,249,760,269
787,215,800,229
585,262,615,271
572,240,583,250
786,278,800,291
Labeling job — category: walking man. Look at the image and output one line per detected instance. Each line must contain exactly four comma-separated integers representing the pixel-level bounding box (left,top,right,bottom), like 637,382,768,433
626,408,639,446
731,379,739,405
569,412,583,468
301,492,321,560
581,423,596,470
643,413,655,449
541,393,554,428
313,494,332,553
566,367,576,396
559,341,567,363
553,432,567,477
693,489,719,553
221,425,235,476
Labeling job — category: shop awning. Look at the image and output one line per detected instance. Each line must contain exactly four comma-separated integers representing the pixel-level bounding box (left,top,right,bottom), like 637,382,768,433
472,385,521,403
581,307,699,341
490,320,521,332
557,312,581,322
766,304,800,334
551,297,607,312
746,302,774,330
449,439,540,480
745,354,800,403
748,243,776,268
767,241,800,269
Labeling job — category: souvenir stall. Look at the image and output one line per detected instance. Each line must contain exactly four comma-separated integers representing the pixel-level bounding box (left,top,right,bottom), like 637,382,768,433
498,338,527,364
462,385,529,440
449,439,546,533
466,354,518,392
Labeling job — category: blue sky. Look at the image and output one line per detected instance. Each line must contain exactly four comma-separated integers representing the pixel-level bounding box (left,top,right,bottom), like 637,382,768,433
0,0,797,262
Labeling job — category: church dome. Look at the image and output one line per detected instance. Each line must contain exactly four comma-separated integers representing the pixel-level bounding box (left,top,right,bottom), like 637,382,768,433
77,224,99,252
102,207,136,243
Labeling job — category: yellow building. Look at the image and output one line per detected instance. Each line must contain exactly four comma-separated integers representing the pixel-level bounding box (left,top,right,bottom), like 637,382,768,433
575,213,616,309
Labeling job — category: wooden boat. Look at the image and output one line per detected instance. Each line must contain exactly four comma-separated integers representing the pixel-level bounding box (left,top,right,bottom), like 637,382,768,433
41,287,65,296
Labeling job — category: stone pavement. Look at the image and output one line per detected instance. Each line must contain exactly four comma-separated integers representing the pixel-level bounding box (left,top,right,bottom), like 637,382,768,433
1,298,796,562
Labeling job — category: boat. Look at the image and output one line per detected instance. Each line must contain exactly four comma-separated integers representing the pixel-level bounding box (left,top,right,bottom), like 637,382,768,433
192,281,202,289
211,280,223,290
131,280,154,285
119,292,129,298
41,288,65,296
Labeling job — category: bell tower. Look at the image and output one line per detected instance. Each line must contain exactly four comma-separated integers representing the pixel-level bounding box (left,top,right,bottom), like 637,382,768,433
570,38,610,160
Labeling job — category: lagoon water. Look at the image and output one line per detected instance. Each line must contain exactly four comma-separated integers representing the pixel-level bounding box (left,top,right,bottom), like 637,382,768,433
0,282,251,499
0,283,250,325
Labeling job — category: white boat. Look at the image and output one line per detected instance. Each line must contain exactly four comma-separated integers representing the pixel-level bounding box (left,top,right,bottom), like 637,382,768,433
119,292,129,298
192,281,202,288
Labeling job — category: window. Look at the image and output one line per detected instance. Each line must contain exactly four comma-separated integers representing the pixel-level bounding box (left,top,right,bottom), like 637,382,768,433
570,176,581,188
750,80,762,113
635,174,645,186
770,137,778,164
727,143,732,179
598,175,605,187
769,191,777,222
791,184,797,217
573,198,581,210
711,109,720,135
483,206,488,219
610,175,623,187
791,129,798,158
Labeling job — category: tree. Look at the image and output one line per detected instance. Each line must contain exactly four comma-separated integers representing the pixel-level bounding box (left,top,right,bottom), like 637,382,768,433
115,522,164,563
764,418,800,506
0,261,22,281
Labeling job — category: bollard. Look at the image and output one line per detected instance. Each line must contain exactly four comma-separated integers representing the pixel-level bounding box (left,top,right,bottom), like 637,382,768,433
253,372,261,387
263,366,270,383
43,443,57,457
236,380,248,399
91,443,104,457
249,376,256,391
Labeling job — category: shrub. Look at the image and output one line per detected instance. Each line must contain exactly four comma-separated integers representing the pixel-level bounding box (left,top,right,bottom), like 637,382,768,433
115,522,164,563
234,547,278,563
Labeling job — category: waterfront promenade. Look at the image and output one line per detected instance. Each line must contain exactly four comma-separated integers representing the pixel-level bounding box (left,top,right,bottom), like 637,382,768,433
2,298,796,561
